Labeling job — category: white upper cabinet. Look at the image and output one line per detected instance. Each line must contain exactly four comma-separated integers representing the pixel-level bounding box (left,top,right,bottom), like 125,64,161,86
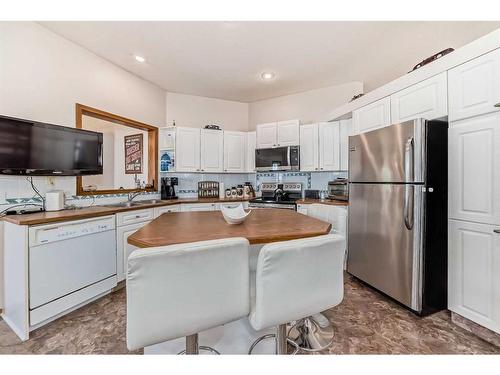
175,127,201,172
448,219,500,333
449,112,500,225
391,72,448,123
339,118,351,171
256,122,277,148
300,123,319,171
448,48,500,122
159,128,175,149
319,122,340,171
276,120,300,146
352,97,391,135
246,131,256,173
200,129,224,173
256,120,300,148
224,131,246,173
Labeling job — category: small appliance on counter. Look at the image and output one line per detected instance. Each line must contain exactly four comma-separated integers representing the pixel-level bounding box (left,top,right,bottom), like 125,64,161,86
304,189,320,199
328,178,349,201
161,177,178,200
45,190,65,211
198,181,219,198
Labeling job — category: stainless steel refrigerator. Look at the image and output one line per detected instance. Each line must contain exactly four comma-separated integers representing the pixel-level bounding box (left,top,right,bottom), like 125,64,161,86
347,119,448,315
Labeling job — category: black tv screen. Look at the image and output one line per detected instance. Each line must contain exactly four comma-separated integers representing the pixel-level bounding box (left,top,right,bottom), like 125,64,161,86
0,115,103,176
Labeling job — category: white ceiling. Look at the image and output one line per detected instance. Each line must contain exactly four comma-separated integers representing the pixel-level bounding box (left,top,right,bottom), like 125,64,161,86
40,21,500,102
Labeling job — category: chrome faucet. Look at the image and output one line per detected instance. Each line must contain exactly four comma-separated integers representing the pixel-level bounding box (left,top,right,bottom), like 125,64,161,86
127,191,143,203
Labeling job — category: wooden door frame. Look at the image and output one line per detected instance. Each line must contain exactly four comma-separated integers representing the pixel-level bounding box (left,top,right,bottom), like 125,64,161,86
75,103,158,196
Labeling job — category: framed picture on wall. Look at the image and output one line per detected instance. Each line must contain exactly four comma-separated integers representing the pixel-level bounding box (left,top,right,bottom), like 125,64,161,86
124,133,143,174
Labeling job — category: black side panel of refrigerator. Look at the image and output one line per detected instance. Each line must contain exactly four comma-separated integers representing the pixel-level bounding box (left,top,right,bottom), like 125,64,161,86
421,120,448,315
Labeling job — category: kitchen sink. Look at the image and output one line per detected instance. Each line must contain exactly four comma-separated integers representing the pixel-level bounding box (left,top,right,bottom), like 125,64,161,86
105,199,161,208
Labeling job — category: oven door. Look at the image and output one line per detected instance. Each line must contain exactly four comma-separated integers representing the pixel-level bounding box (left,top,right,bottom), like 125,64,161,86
255,146,298,172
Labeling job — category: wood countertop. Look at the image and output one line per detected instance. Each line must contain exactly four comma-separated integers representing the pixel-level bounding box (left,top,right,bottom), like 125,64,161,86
1,197,249,226
296,199,349,206
127,209,332,248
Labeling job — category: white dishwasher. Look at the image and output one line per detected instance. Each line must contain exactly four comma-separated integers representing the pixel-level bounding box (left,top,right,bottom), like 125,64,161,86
28,215,117,326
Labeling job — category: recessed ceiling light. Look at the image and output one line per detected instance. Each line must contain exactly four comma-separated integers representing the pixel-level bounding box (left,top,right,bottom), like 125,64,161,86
134,55,146,63
261,72,276,81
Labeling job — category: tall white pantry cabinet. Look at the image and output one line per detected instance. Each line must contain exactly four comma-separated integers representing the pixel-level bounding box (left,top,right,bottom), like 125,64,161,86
447,48,500,334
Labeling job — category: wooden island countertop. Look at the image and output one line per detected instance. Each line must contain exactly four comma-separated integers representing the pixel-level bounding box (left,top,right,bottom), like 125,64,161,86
127,208,332,248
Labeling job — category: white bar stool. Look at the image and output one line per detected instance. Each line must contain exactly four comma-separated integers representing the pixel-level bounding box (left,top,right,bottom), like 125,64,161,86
295,204,348,351
126,237,250,354
248,234,345,354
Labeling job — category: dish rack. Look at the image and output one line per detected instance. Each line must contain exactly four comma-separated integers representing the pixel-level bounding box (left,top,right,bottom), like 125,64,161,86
198,181,219,198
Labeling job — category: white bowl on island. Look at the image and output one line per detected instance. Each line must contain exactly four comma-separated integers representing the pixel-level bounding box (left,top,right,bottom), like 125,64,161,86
221,204,252,225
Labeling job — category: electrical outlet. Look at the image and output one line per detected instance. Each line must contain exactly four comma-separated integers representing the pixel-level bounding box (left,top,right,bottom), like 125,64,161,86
46,176,55,187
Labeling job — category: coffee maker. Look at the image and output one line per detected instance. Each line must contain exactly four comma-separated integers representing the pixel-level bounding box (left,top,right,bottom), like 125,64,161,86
161,177,178,200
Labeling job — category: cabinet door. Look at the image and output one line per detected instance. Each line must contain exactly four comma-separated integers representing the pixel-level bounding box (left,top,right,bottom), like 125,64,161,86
448,48,500,122
319,122,340,171
224,131,246,173
116,221,151,282
296,204,308,215
154,205,180,218
256,122,277,148
200,129,224,172
299,123,319,171
339,119,351,171
246,131,256,172
159,128,175,149
277,119,300,146
448,219,500,333
176,127,201,172
391,72,448,123
449,113,500,225
181,203,216,212
352,97,391,135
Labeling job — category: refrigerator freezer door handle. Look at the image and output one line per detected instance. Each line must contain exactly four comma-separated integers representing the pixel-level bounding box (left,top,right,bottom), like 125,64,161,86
404,185,414,230
404,137,415,230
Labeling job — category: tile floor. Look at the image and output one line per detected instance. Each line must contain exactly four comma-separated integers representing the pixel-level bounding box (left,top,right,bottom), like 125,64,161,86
1,274,498,355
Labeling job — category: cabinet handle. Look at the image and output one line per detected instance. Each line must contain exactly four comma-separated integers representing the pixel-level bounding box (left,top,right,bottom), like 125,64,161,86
494,229,500,234
495,103,500,108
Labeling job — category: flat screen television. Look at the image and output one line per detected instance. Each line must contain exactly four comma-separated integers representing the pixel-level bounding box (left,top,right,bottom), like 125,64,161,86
0,114,103,176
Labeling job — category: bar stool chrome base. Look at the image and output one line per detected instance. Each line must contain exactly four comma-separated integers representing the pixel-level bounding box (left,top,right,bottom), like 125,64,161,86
248,325,300,355
287,314,334,353
178,334,221,355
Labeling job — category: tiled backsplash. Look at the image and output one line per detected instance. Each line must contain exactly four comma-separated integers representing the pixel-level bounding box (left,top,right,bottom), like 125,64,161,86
256,171,347,195
0,171,347,210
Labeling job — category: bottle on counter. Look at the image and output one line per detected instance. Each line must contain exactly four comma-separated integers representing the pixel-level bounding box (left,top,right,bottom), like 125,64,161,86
236,184,244,197
219,182,225,199
231,186,237,197
225,188,231,198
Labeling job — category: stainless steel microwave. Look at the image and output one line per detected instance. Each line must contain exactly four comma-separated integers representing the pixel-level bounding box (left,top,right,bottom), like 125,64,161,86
255,146,300,172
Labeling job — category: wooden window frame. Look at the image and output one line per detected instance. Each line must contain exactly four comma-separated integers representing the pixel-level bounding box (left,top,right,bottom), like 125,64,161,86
75,103,158,196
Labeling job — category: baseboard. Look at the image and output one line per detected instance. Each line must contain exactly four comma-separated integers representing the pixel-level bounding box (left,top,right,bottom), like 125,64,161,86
451,312,500,348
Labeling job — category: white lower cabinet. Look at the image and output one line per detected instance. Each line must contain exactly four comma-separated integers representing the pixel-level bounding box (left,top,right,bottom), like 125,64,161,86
296,204,308,215
116,208,154,282
181,203,217,212
154,205,180,218
116,221,151,282
448,219,500,333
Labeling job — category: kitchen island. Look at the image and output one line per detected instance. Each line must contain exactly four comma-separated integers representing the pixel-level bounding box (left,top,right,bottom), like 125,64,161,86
127,208,332,248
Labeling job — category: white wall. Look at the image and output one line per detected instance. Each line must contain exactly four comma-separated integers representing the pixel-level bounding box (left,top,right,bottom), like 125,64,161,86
166,92,249,131
0,22,167,308
248,82,363,128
